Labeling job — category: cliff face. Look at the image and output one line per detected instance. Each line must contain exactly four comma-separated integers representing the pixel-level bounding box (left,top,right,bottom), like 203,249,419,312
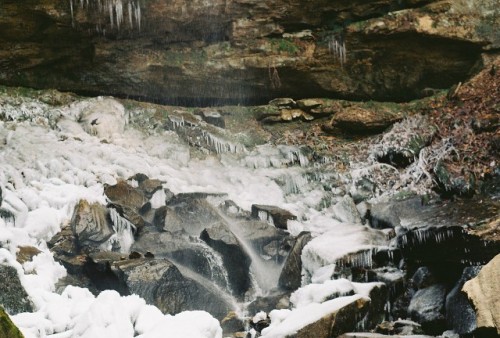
0,0,498,104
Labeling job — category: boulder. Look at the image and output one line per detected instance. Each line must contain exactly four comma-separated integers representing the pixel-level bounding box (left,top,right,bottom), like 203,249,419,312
247,291,290,315
462,254,500,336
71,200,114,252
332,195,362,224
446,266,482,335
132,229,230,290
104,181,148,211
396,196,500,266
411,266,438,290
329,106,403,133
0,265,33,315
408,284,447,334
200,225,251,297
87,255,235,320
367,202,401,230
165,193,228,236
137,178,164,199
135,259,234,320
296,99,324,111
16,246,42,265
0,305,24,338
291,296,371,338
278,232,312,291
220,311,246,334
269,98,296,108
195,110,226,128
351,178,376,203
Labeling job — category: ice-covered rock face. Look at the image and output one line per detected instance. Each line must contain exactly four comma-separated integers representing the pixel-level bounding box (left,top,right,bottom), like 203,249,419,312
73,97,127,139
0,92,395,337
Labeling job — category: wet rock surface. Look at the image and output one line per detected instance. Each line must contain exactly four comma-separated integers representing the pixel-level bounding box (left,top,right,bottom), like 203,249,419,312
278,232,312,291
445,266,482,335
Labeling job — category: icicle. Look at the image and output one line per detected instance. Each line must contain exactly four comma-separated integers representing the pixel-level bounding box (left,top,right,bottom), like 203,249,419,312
128,2,133,28
257,210,275,226
115,0,124,29
135,1,141,30
107,207,136,253
109,1,114,28
70,0,74,27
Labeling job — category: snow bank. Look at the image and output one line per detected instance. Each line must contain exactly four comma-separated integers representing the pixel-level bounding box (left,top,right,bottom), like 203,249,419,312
261,279,382,338
290,278,384,308
260,295,366,338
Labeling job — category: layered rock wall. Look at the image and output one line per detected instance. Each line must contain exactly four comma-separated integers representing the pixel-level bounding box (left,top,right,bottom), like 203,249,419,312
0,0,498,104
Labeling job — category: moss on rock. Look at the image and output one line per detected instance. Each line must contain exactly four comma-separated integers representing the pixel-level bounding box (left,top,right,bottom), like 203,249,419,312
0,306,24,338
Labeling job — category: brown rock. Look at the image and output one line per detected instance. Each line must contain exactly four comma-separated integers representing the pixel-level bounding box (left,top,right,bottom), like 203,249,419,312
104,181,147,210
280,109,304,121
0,0,490,104
221,311,245,334
462,254,500,335
71,200,114,250
292,297,370,338
296,99,324,110
330,106,402,133
16,246,42,264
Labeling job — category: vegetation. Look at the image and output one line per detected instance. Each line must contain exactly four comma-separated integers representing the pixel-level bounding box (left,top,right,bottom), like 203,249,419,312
271,39,300,55
0,306,24,338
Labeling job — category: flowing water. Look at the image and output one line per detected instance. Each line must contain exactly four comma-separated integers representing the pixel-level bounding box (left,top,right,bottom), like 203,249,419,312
213,208,285,295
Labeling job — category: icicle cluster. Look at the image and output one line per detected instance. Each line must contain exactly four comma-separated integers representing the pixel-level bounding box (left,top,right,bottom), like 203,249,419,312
328,35,347,67
69,0,142,31
399,227,461,247
106,207,136,253
203,132,245,154
336,249,375,269
257,210,275,226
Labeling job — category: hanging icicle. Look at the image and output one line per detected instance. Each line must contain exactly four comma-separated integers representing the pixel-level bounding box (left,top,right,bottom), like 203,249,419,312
69,0,143,33
328,34,347,67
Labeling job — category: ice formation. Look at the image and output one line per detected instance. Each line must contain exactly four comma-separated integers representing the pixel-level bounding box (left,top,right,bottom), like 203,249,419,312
0,91,391,337
70,0,142,31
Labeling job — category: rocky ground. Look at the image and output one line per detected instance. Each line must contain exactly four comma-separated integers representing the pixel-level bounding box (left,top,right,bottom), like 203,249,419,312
0,0,499,335
0,52,498,338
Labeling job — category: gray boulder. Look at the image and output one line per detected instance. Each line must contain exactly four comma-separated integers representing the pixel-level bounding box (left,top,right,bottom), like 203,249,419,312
446,266,482,335
71,200,114,252
132,229,230,291
408,284,447,335
0,265,33,315
200,225,251,297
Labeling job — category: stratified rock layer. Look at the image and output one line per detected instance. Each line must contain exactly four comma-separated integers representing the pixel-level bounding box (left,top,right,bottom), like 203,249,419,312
0,0,497,104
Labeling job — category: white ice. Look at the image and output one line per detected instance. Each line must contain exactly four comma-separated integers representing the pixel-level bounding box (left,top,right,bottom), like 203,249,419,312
0,93,389,337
